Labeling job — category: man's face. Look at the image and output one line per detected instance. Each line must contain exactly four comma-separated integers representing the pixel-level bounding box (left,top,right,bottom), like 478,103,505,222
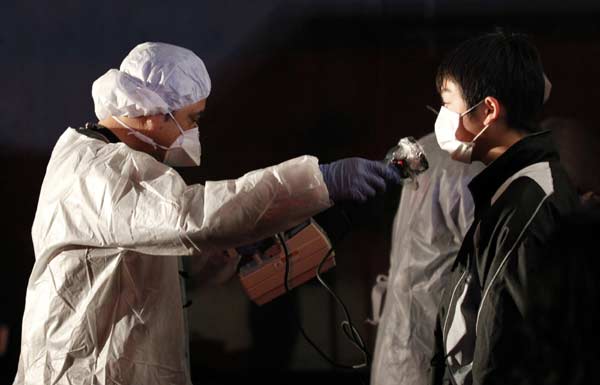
439,79,481,142
155,98,207,148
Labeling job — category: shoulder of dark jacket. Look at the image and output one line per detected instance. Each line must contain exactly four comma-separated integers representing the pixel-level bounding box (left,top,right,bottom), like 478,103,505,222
468,131,560,216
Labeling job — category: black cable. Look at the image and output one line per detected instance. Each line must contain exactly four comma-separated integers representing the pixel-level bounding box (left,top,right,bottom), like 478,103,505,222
316,249,371,367
276,231,371,376
315,209,371,366
277,233,350,369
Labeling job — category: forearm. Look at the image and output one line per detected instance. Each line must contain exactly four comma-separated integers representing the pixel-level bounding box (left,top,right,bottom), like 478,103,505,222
184,155,331,251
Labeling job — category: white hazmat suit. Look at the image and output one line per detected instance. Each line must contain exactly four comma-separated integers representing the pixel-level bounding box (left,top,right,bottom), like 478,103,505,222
370,133,483,385
13,43,331,385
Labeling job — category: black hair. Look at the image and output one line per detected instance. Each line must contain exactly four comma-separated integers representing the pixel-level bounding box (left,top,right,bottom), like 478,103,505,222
436,30,545,132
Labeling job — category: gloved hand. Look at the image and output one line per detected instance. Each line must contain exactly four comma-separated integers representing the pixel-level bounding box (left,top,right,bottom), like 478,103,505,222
319,157,402,203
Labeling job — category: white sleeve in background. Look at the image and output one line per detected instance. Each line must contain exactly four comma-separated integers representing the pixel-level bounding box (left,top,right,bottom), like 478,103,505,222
371,133,483,385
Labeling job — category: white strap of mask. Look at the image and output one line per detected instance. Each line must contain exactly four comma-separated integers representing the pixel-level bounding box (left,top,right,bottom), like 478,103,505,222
460,99,485,117
472,123,490,142
168,112,186,134
460,100,490,143
112,116,169,150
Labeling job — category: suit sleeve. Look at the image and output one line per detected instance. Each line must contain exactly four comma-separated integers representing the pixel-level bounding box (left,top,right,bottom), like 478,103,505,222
34,138,331,263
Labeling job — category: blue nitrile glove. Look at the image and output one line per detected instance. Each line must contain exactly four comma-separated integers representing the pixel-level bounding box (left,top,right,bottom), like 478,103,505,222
319,157,402,203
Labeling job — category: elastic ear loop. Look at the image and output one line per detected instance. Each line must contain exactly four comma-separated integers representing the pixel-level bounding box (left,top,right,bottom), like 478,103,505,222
168,112,186,135
460,99,484,117
472,124,490,142
460,100,490,142
113,116,169,150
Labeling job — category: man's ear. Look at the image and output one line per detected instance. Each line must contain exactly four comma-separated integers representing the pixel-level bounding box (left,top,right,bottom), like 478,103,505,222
483,96,502,126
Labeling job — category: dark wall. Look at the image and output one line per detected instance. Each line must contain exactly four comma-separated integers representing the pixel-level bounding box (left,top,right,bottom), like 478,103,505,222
2,1,600,382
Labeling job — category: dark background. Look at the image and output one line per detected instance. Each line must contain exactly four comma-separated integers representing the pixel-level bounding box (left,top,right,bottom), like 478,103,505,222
2,1,600,384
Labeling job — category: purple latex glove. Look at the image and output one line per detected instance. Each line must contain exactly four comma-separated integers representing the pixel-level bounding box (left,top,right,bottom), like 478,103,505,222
319,157,402,203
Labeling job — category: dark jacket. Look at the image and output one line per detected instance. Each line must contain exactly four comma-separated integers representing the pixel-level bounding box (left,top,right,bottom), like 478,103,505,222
430,131,580,385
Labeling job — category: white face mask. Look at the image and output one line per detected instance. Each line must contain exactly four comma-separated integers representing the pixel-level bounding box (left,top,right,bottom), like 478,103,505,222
434,100,489,164
113,113,202,167
164,112,202,167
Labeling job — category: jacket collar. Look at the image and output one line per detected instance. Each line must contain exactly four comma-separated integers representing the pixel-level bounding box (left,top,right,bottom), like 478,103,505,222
74,123,121,144
468,130,559,217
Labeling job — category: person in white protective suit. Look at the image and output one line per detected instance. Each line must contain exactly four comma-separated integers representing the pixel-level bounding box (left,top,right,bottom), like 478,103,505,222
13,42,402,385
369,132,483,385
